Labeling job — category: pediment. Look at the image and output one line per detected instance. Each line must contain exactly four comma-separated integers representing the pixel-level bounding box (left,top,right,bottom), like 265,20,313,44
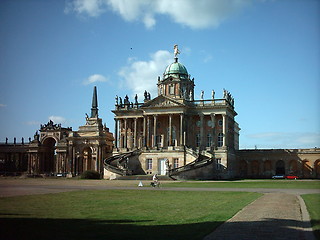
141,95,186,108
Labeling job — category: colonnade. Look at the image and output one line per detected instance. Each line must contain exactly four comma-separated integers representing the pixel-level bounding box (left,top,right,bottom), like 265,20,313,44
114,114,186,149
114,113,228,150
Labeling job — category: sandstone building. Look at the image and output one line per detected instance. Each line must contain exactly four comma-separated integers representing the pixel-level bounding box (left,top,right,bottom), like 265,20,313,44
0,86,114,177
104,46,319,179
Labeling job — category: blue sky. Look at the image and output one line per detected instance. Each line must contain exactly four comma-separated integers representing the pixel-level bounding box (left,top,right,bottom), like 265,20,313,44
0,0,319,149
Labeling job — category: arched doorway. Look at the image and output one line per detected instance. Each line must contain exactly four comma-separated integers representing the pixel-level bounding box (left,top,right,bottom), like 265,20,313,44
302,160,312,178
251,160,260,178
315,160,320,178
275,160,285,175
42,137,57,174
239,160,248,178
289,160,298,175
263,160,272,178
83,147,93,171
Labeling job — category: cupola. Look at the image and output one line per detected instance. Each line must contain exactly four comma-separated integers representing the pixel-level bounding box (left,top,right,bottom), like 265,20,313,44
157,45,195,101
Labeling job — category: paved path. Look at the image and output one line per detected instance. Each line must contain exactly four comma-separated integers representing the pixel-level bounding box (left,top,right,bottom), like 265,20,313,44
204,193,315,240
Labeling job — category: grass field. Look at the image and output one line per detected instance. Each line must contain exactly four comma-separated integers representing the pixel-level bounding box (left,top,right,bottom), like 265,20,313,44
0,190,261,240
302,194,320,240
162,180,320,189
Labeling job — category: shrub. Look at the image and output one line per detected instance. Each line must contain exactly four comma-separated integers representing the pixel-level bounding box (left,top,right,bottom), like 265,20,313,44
80,170,101,179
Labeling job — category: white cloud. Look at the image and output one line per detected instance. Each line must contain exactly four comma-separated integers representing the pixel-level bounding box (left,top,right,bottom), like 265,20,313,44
65,0,252,29
245,132,320,149
118,50,172,99
65,0,106,17
83,74,108,85
155,0,250,29
49,116,67,124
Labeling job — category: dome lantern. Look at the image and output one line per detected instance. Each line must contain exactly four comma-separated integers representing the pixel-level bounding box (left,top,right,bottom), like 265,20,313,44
157,45,195,100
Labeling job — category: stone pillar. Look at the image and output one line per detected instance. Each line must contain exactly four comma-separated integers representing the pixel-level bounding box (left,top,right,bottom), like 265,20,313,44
147,116,150,148
96,147,100,172
114,118,118,149
143,116,147,147
124,118,128,149
180,114,184,146
153,115,157,147
185,115,189,146
72,146,76,175
222,114,227,148
168,114,172,146
200,114,204,149
210,113,215,148
134,118,137,148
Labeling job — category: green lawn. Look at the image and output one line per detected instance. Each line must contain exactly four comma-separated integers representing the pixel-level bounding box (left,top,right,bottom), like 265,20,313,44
0,190,261,240
302,194,320,240
162,180,320,189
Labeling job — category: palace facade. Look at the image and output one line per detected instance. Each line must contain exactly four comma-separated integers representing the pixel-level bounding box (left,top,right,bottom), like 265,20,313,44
1,46,319,179
104,48,319,180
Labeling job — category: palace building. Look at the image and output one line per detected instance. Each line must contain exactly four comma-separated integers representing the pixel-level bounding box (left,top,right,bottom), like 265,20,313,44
104,45,319,180
1,45,319,179
105,49,240,180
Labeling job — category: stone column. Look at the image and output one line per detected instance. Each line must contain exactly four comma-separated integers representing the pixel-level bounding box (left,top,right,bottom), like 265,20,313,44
168,114,172,146
210,113,215,148
222,114,227,148
147,116,150,148
72,146,76,175
143,116,147,147
96,147,100,172
124,119,128,148
134,118,137,148
180,114,184,146
114,118,118,149
200,114,204,149
185,115,189,146
153,115,157,147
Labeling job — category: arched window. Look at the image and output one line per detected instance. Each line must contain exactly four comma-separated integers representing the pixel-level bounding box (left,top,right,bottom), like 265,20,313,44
217,133,223,147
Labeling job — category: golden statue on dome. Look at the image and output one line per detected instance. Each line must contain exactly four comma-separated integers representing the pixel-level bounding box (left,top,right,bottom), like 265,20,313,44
174,44,180,58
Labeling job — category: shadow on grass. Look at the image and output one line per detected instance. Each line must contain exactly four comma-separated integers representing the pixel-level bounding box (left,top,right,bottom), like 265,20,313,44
311,220,320,240
0,218,219,240
1,217,317,240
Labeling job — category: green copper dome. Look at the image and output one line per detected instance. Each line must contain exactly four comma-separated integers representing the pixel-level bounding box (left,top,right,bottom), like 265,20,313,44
163,59,188,79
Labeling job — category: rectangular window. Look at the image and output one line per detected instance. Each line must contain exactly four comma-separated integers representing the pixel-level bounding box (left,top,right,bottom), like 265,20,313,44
147,159,152,170
218,133,223,147
216,158,222,170
174,158,179,168
169,85,175,95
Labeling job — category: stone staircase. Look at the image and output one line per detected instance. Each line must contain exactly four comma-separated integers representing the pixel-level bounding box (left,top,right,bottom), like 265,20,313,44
104,150,141,176
116,175,174,181
169,148,215,179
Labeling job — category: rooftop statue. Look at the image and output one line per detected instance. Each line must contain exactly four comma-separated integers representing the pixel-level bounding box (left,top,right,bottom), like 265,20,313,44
174,44,180,58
